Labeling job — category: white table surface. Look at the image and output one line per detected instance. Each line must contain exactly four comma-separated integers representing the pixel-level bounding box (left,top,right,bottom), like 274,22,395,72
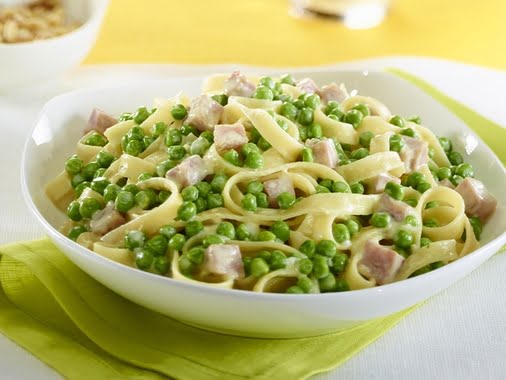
0,57,505,380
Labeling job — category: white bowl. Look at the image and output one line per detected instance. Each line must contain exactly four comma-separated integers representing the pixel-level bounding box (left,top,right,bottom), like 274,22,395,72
0,0,109,91
21,70,506,338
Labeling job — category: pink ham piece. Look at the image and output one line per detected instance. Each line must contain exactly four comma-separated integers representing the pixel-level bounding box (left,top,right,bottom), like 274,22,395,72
399,136,429,173
264,175,295,208
202,244,245,279
455,178,497,222
213,123,248,152
439,178,455,189
186,95,224,132
84,108,118,134
306,138,339,168
318,82,348,104
367,173,401,194
166,155,209,190
359,241,405,285
223,71,256,97
378,193,412,221
296,78,320,94
89,201,126,235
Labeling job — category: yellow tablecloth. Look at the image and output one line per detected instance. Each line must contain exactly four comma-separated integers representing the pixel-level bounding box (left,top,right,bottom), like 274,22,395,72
86,0,506,69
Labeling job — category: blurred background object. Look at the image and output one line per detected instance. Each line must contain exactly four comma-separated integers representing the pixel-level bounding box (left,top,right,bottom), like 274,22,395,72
290,0,390,29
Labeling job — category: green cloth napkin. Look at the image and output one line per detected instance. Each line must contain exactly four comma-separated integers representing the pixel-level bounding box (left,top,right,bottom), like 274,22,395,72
0,69,504,380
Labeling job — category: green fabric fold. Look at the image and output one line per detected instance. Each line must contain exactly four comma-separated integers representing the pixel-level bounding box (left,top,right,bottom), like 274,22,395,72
0,69,503,380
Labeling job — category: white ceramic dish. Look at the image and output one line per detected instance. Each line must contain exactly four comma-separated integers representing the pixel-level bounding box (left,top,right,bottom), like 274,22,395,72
21,70,506,338
0,0,109,92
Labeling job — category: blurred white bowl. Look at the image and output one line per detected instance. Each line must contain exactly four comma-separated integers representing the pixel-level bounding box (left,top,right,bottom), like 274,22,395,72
21,70,506,338
0,0,109,91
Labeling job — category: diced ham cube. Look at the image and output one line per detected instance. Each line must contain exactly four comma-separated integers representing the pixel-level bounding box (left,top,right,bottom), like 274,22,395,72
89,201,126,235
378,193,412,221
166,155,209,190
202,244,245,279
318,82,348,104
439,178,455,189
296,78,320,94
359,241,404,285
186,95,224,132
455,178,497,222
264,175,295,208
368,173,401,194
84,108,117,134
399,136,429,173
213,123,248,152
306,138,339,168
223,71,256,98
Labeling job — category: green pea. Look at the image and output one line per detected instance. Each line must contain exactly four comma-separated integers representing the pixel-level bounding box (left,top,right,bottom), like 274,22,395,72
133,107,150,124
150,122,167,138
135,190,157,210
142,136,155,150
334,279,349,292
180,124,198,137
404,215,418,227
236,223,252,241
407,115,421,124
394,229,414,249
389,115,405,128
305,93,321,109
277,192,296,209
214,222,234,240
203,234,225,248
68,225,87,241
280,74,295,85
259,76,275,89
165,128,183,146
406,172,425,188
66,201,82,222
286,286,304,294
312,255,330,279
401,128,416,138
241,193,257,211
118,112,133,121
298,258,313,275
350,147,369,160
178,255,194,275
211,93,228,106
298,107,314,126
318,179,332,190
297,276,313,293
137,172,152,182
135,248,154,270
125,139,143,156
127,126,145,141
428,147,436,160
270,250,287,270
254,86,274,101
182,186,199,202
298,125,308,141
191,197,205,213
154,256,170,274
328,109,345,121
93,168,106,179
350,182,364,194
125,230,146,249
358,131,374,148
170,104,187,120
190,137,210,156
438,137,452,153
307,122,323,139
448,151,463,165
316,185,330,193
251,258,270,277
258,230,277,242
280,102,298,121
158,190,171,204
71,173,86,188
177,201,197,221
167,145,186,161
82,162,100,181
455,163,474,178
436,167,452,180
332,224,350,243
223,149,241,166
331,252,348,273
271,220,290,242
255,193,269,208
323,101,339,115
344,109,363,129
424,218,440,228
245,181,262,195
299,239,316,258
103,184,120,203
332,181,349,193
74,181,91,197
79,198,102,219
159,225,177,240
244,151,264,169
416,181,432,194
181,220,202,238
257,137,271,151
450,174,464,186
405,198,418,207
156,159,177,177
65,155,83,175
425,201,439,209
319,274,337,292
210,173,228,193
115,190,135,213
316,240,337,258
85,133,108,147
345,219,361,236
122,184,139,195
301,147,314,162
469,216,482,240
385,181,404,201
352,103,370,117
184,247,204,266
88,176,109,195
420,237,432,248
168,233,186,251
430,261,444,270
207,193,224,209
389,134,405,152
146,235,168,257
370,212,391,228
195,182,211,198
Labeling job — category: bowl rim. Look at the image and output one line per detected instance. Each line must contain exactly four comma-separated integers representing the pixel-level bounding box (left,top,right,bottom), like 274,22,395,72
0,0,109,49
20,69,506,302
